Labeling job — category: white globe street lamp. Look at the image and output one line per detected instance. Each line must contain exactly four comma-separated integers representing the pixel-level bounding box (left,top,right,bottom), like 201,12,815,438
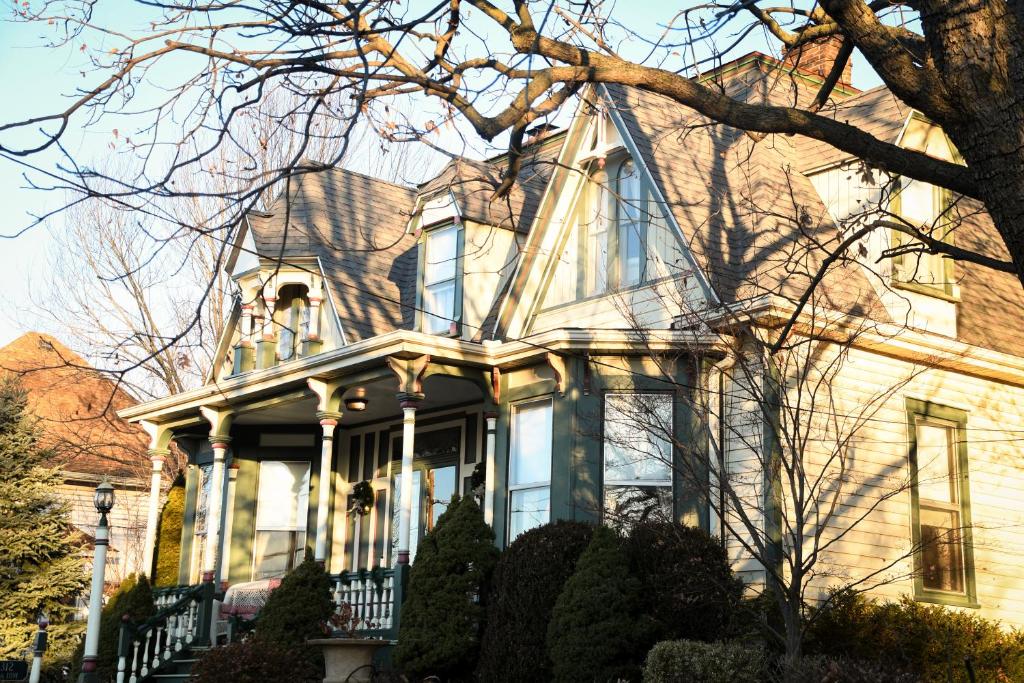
78,478,115,683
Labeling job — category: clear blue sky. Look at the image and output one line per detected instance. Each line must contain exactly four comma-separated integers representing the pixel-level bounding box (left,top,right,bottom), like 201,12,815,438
0,3,883,347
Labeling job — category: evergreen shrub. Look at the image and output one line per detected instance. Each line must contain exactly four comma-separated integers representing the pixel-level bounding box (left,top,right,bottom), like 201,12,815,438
626,521,744,646
190,638,321,683
642,640,766,683
475,520,594,683
805,590,1024,682
254,552,334,650
785,655,920,683
152,474,185,586
547,525,642,683
394,495,498,681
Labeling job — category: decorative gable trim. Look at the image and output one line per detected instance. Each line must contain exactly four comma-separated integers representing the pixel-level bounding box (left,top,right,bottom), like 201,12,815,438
492,85,718,341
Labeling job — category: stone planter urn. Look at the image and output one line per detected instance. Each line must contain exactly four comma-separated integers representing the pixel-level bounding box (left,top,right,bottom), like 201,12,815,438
309,637,392,683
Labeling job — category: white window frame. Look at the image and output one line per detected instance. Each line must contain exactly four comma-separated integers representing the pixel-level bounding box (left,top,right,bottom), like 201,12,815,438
507,397,553,542
422,224,460,335
616,158,645,288
252,459,311,580
602,392,674,524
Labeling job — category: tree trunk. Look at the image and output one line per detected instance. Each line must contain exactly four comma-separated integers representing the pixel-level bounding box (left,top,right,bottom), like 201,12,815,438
921,0,1024,288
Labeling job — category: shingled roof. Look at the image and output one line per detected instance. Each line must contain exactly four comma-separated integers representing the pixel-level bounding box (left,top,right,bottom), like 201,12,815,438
0,332,150,480
247,167,419,342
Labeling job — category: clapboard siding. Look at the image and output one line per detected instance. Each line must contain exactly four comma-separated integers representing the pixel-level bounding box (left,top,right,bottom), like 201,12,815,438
762,343,1024,625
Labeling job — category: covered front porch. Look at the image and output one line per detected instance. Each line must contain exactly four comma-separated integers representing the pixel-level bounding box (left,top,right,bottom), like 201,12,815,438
116,328,718,678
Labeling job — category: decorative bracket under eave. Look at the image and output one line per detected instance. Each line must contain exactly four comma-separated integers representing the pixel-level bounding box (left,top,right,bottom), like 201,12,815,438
307,377,347,417
199,405,235,442
386,354,432,397
546,352,568,397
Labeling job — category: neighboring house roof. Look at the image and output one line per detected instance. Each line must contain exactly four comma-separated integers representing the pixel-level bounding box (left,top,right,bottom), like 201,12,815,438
0,332,150,480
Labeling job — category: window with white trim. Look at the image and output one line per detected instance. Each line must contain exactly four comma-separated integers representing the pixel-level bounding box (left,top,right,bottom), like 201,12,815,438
507,399,553,541
617,158,644,287
422,225,459,335
276,285,310,361
892,177,954,293
253,460,310,579
603,393,674,526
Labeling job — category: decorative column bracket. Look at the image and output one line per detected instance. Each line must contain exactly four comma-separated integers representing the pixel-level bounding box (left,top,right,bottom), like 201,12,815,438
386,354,431,397
545,353,568,397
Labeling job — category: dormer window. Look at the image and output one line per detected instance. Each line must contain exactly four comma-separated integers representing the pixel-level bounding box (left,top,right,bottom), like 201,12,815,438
422,224,461,335
892,177,956,298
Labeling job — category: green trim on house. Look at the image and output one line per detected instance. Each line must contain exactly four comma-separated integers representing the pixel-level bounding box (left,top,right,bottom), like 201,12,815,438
178,463,199,586
905,397,978,608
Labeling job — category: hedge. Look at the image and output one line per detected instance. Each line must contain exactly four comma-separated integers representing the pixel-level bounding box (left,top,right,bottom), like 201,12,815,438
152,474,185,586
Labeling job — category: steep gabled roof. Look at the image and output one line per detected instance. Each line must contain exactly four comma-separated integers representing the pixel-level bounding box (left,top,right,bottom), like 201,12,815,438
0,332,149,479
416,134,565,233
604,84,884,318
247,167,419,341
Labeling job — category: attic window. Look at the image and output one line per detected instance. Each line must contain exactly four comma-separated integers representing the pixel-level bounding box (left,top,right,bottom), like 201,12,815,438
891,177,957,298
422,225,460,335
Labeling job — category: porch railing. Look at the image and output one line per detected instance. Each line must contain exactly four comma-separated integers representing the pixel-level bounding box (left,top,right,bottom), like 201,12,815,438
330,565,408,640
116,582,215,683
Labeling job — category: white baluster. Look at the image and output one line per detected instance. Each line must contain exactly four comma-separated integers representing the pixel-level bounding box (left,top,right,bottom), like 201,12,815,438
130,639,141,683
151,625,163,668
164,614,176,658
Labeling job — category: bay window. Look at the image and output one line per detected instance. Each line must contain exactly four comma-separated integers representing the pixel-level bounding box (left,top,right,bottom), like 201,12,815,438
422,225,459,335
603,393,674,526
907,399,975,605
507,399,553,541
253,460,310,579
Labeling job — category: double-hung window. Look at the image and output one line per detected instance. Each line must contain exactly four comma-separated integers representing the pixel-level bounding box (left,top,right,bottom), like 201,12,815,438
422,225,459,335
583,170,610,297
277,286,310,361
253,460,310,579
616,159,645,288
907,399,975,605
603,393,674,526
892,178,955,295
507,399,553,541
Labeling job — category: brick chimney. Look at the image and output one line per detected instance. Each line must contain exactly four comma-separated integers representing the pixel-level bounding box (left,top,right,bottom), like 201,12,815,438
784,34,853,87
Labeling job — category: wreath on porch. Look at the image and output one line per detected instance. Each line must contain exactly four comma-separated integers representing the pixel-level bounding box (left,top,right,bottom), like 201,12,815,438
349,480,375,516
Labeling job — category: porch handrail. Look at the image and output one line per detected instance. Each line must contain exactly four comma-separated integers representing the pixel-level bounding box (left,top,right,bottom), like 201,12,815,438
116,581,215,683
329,565,408,640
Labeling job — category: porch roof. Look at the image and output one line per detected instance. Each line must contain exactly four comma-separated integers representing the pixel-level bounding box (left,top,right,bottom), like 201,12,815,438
118,327,723,427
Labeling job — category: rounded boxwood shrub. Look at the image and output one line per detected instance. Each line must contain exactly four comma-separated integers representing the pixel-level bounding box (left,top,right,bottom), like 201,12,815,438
255,553,334,651
475,520,594,683
806,590,1024,682
626,521,744,646
191,638,321,683
153,474,185,586
395,494,499,681
643,640,767,683
547,525,643,683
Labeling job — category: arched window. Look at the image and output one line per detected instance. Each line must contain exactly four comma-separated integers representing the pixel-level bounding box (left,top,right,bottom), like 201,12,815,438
275,284,310,361
616,158,645,287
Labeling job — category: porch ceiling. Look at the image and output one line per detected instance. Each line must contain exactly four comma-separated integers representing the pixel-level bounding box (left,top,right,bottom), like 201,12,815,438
231,374,483,427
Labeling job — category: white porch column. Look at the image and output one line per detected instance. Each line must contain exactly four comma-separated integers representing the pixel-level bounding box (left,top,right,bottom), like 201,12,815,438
483,412,498,526
139,420,175,578
315,411,341,563
141,450,167,576
396,394,422,564
204,437,230,583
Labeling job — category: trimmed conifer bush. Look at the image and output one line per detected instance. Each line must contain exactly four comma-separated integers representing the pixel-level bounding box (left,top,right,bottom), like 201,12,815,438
152,474,185,586
547,525,643,683
254,552,335,650
805,590,1024,682
626,521,744,647
394,494,499,681
476,520,594,683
